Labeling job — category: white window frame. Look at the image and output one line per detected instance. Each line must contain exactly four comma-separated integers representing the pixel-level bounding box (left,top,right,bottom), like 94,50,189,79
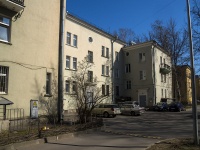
115,51,119,61
106,66,109,76
0,15,11,43
126,81,131,89
125,64,131,73
102,46,105,57
67,32,71,45
46,73,51,95
106,48,109,58
73,34,77,47
88,51,93,63
139,70,146,80
65,80,70,93
102,65,105,75
0,66,9,94
73,57,77,70
139,53,145,62
88,71,93,82
66,56,70,69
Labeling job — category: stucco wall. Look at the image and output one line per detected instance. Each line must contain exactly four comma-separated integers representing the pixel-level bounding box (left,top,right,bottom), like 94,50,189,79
0,0,60,116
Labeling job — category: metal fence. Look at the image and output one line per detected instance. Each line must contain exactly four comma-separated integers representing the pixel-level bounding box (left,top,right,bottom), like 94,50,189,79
0,115,103,146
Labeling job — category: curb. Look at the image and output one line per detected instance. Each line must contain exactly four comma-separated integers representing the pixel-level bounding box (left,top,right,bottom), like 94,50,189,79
0,127,101,150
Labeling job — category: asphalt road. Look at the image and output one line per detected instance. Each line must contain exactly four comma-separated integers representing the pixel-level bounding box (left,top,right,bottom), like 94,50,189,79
103,109,199,139
16,107,200,150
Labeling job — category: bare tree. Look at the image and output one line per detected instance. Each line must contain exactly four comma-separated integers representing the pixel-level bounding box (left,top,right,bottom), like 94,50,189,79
191,0,200,71
68,58,111,122
39,80,58,124
113,28,135,44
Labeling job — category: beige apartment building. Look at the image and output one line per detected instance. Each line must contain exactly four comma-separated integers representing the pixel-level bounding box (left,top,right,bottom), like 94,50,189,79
63,13,126,113
0,0,61,118
122,41,172,107
196,75,200,100
175,65,192,104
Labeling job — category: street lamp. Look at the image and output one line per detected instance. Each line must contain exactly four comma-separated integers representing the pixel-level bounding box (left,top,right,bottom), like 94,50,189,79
186,0,199,145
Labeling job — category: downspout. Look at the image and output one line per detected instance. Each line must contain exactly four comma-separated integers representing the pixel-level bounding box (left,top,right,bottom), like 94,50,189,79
152,43,156,105
111,37,117,103
58,0,66,123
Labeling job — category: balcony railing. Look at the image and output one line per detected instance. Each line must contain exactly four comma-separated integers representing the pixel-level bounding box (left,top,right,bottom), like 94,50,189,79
0,0,25,13
9,0,24,6
160,63,171,74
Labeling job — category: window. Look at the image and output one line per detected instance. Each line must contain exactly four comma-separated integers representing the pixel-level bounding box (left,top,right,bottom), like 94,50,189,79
46,73,51,95
126,81,131,89
106,66,109,76
115,51,119,61
163,58,165,64
102,46,105,57
161,74,163,82
165,89,167,98
67,32,71,45
139,70,146,80
102,84,109,95
106,85,109,95
125,64,131,73
88,71,93,82
102,65,105,75
88,51,93,63
115,69,119,78
73,57,77,70
0,66,9,94
102,85,105,95
106,48,109,58
164,74,166,83
72,81,77,93
65,80,70,92
116,86,119,96
139,53,145,62
160,56,162,64
0,16,11,42
87,92,94,106
73,34,77,47
66,56,70,69
161,89,163,97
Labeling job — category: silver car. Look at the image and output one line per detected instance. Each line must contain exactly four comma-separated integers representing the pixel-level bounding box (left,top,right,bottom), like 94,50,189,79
120,104,142,116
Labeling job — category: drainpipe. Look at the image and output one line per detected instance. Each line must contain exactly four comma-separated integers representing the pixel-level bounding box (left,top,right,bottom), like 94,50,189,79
152,43,156,105
111,37,117,103
58,0,66,123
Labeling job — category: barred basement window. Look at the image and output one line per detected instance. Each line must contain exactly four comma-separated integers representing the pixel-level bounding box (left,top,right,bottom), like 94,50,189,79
0,66,9,94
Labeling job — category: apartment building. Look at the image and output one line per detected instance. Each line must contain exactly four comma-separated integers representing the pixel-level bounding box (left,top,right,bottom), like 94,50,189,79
0,0,61,117
63,13,126,113
122,41,172,107
175,65,192,104
196,75,200,100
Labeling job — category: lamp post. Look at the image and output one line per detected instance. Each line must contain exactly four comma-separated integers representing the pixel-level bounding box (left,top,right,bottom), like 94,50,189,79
186,0,199,145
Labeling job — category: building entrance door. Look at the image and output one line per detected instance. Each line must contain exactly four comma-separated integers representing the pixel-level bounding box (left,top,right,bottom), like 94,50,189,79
139,95,146,107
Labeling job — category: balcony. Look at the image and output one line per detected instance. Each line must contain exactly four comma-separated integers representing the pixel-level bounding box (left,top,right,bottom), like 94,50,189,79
0,0,25,13
160,63,171,74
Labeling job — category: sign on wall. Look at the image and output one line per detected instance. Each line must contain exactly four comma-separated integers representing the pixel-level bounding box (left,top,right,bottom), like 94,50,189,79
30,100,38,119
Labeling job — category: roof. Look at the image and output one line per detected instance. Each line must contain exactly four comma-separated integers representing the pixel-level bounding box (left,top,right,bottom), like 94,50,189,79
123,40,170,56
66,12,127,46
0,97,14,105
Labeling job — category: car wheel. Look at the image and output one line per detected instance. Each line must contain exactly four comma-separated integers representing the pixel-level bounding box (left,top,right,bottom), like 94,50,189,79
178,108,181,112
103,112,109,118
131,111,135,116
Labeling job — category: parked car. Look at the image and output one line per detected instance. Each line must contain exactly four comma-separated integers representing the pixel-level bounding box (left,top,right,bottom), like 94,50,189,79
168,102,186,112
147,102,169,111
120,104,142,116
92,104,121,118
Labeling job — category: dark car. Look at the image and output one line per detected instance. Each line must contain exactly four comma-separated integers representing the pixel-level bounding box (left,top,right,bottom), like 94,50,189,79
147,102,169,111
168,102,186,112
